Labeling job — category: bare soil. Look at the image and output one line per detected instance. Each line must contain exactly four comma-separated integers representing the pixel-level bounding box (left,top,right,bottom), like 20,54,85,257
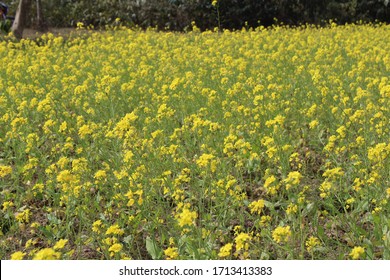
22,27,81,39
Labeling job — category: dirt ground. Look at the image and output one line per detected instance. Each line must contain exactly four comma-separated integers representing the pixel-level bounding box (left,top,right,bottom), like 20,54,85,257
22,27,83,39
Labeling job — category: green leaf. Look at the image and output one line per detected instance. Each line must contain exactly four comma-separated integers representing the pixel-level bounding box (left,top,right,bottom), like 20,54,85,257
145,236,162,260
302,202,315,216
263,200,273,209
123,235,133,245
317,225,325,240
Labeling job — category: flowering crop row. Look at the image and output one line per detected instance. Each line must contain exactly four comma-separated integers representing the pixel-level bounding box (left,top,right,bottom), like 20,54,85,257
0,23,389,260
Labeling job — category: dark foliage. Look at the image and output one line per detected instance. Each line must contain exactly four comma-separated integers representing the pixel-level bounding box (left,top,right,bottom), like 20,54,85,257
4,0,390,30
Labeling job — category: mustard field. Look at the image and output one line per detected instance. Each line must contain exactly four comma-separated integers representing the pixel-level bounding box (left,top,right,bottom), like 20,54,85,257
0,23,389,260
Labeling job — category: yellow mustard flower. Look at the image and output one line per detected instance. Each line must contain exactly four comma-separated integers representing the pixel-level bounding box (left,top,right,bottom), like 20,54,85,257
235,233,251,252
249,199,265,214
11,251,26,260
92,220,103,233
305,236,321,254
349,246,365,260
177,208,197,227
218,243,233,258
33,248,61,260
109,243,123,254
105,224,125,235
2,201,14,211
196,153,215,168
0,165,12,178
53,239,68,250
284,171,303,190
164,247,179,260
272,226,291,244
15,209,31,224
94,170,107,180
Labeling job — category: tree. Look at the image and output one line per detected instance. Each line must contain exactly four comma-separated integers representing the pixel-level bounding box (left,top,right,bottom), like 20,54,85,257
36,0,47,32
11,0,46,39
11,0,31,39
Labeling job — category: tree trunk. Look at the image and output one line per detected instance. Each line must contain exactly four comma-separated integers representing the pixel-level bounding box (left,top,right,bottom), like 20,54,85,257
36,0,47,32
11,0,31,39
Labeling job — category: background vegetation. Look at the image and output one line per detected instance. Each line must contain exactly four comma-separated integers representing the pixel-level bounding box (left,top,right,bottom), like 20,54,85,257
4,0,390,30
